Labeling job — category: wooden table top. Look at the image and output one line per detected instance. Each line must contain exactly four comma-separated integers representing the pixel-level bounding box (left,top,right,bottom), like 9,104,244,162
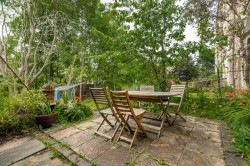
128,91,181,98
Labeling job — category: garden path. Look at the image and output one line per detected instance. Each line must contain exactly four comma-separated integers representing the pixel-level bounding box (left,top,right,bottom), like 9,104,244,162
0,114,245,165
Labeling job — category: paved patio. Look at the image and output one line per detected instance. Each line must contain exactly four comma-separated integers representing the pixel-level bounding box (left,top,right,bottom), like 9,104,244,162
49,114,225,166
0,113,244,165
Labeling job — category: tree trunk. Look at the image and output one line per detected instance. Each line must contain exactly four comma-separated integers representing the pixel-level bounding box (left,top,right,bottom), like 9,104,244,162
216,67,222,97
160,59,167,91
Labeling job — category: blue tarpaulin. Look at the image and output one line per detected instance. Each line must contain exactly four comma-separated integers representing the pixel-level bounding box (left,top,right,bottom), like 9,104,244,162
54,83,82,102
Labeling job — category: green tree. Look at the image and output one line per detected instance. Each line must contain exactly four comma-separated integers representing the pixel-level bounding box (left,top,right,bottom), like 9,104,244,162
114,0,186,91
184,0,250,90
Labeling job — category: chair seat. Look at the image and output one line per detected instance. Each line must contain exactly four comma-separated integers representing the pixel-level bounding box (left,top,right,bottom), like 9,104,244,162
121,108,146,117
100,108,114,115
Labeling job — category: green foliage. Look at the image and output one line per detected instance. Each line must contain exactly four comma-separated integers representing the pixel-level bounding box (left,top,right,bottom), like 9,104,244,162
229,126,250,160
81,99,97,111
0,90,46,137
5,90,46,115
36,101,52,115
182,87,250,162
116,0,187,90
54,99,93,123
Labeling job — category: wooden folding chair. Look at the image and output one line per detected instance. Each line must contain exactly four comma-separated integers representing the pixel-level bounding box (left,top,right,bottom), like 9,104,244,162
89,88,120,140
159,85,186,125
139,85,154,108
110,91,147,148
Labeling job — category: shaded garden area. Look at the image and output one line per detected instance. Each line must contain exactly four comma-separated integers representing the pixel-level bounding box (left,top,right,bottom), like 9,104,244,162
0,0,250,165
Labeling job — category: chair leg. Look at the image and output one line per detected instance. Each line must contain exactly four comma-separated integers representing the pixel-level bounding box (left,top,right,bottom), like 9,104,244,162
117,115,130,142
170,113,178,126
135,115,147,137
171,112,186,125
130,126,139,148
111,119,122,140
158,111,170,138
178,113,186,122
121,114,133,134
170,106,186,125
96,114,120,140
158,111,164,120
96,114,107,132
158,114,165,138
100,113,114,127
130,116,145,148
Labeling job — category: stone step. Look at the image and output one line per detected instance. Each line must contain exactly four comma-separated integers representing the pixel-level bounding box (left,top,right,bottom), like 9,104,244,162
0,140,45,166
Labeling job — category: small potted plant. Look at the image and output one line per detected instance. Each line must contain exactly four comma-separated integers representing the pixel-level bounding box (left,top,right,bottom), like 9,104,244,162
35,101,56,128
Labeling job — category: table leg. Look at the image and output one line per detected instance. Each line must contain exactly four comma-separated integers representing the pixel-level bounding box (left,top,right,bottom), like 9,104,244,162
157,97,172,138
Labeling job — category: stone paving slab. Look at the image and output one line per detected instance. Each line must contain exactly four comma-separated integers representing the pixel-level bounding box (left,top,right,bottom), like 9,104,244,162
0,140,45,166
12,150,67,166
74,137,113,160
0,137,32,153
134,154,160,166
50,127,81,140
162,125,192,137
190,127,221,143
94,145,136,165
75,121,98,131
45,114,245,166
90,117,103,124
185,139,223,159
178,148,225,166
2,113,242,166
61,131,94,149
174,118,196,128
146,142,183,165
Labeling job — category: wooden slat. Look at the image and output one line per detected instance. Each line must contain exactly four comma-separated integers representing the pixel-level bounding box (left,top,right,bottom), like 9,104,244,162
112,96,127,100
93,95,106,99
120,136,132,143
171,85,185,87
113,99,127,103
95,98,108,102
170,85,185,98
91,92,103,94
141,123,161,131
140,85,154,92
114,103,129,107
96,101,109,105
92,94,106,97
170,89,185,91
116,109,130,113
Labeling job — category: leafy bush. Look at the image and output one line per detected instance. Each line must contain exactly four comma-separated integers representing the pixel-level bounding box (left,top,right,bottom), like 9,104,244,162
0,90,46,137
54,97,93,123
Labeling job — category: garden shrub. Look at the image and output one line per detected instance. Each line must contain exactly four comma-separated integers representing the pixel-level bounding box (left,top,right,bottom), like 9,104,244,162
54,97,93,123
182,87,250,162
0,90,45,137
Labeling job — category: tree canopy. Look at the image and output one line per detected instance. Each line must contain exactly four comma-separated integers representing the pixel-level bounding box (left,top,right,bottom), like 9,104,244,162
0,0,220,93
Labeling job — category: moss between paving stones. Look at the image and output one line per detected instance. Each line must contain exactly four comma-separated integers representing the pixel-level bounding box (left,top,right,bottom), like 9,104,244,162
34,131,93,165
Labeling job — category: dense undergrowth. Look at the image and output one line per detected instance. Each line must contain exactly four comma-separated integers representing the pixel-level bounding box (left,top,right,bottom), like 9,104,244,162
0,90,93,140
182,86,250,163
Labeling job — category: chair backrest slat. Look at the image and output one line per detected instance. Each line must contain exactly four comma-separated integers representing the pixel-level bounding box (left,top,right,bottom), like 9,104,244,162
111,91,135,115
170,85,185,98
90,87,120,125
140,85,154,92
89,88,111,110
